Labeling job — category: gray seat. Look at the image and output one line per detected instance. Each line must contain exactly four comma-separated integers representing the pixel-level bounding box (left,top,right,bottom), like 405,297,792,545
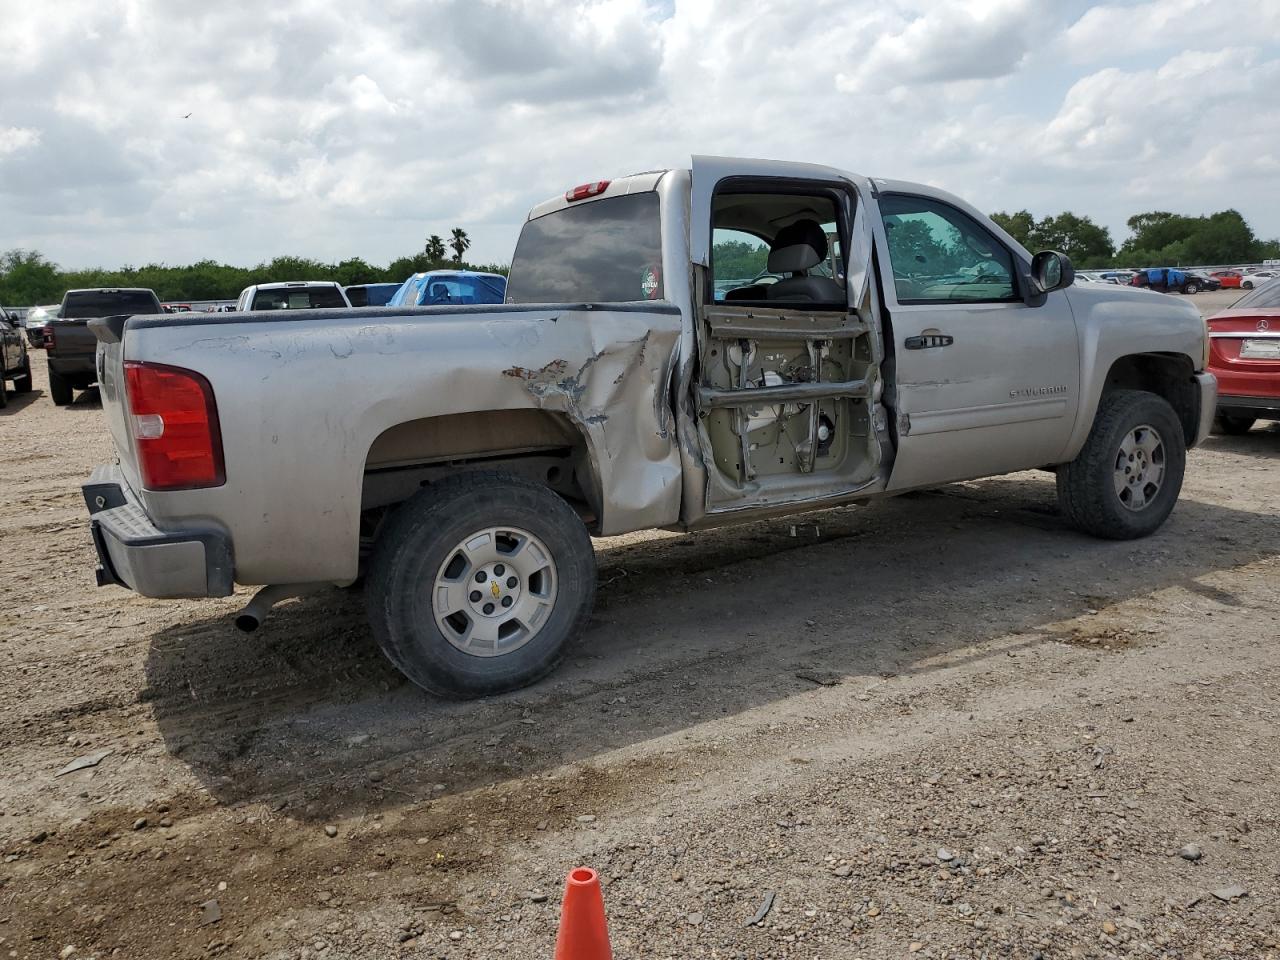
765,219,844,303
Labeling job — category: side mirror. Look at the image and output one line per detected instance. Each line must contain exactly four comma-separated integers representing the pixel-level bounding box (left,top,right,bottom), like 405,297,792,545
1029,250,1074,297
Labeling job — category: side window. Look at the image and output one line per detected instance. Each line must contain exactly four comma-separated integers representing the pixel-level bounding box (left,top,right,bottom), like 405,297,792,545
711,229,769,301
879,196,1018,304
709,188,848,307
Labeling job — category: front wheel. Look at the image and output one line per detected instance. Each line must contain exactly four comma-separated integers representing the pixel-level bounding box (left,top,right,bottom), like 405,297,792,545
1242,281,1254,289
1183,282,1200,294
1056,389,1186,540
367,472,596,698
1215,413,1256,435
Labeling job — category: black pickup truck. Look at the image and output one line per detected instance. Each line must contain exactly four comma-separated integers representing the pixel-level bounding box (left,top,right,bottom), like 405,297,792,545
45,288,164,405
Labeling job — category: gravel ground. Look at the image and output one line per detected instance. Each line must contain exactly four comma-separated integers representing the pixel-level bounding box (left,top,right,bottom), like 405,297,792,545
1,290,1277,959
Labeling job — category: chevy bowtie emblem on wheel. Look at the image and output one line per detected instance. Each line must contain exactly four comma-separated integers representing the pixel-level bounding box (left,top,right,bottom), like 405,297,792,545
1259,319,1271,332
490,581,501,599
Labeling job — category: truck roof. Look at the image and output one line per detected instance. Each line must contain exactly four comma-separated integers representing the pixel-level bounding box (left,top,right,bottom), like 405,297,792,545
64,287,158,295
526,170,668,222
522,161,1002,245
246,281,343,291
398,270,505,281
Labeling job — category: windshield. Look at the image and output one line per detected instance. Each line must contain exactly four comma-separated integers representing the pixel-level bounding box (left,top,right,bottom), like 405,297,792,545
251,287,347,310
62,290,162,319
506,192,664,304
1230,277,1280,309
389,273,506,307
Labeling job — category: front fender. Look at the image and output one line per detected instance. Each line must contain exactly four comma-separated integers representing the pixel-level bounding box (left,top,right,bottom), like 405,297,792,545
1063,287,1205,460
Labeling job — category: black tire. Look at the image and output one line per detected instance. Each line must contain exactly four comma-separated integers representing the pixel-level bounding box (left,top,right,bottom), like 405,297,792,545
0,374,7,409
1242,281,1254,290
48,366,73,406
1183,282,1200,294
367,472,596,698
1056,389,1186,540
1214,413,1256,435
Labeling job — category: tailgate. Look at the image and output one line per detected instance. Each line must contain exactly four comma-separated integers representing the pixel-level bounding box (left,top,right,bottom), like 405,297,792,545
88,316,141,491
48,319,100,358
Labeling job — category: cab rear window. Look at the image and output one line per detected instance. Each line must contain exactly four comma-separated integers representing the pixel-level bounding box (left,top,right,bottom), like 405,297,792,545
62,291,163,318
506,192,663,304
252,287,347,310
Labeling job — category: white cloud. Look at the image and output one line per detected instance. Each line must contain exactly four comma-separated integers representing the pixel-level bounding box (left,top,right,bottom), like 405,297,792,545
1064,0,1280,62
1,0,1279,272
0,127,41,156
837,0,1038,93
1036,48,1280,177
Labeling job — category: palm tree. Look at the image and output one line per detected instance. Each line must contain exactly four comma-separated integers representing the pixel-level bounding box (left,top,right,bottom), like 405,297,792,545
424,235,446,262
449,228,471,265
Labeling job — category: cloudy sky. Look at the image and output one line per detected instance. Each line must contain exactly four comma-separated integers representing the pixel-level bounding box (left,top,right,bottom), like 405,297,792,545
3,0,1279,270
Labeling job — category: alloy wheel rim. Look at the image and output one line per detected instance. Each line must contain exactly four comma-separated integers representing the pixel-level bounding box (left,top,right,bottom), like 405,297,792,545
431,526,558,657
1112,424,1166,512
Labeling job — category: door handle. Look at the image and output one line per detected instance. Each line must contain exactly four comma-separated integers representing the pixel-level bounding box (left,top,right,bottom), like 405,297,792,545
905,333,954,350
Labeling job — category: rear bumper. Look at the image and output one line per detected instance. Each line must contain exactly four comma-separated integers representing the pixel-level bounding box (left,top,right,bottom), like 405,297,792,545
83,464,234,598
1218,394,1280,418
48,355,96,381
1192,372,1217,447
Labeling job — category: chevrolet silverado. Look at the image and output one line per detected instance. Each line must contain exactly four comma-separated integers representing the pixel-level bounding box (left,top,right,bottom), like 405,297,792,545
82,157,1216,698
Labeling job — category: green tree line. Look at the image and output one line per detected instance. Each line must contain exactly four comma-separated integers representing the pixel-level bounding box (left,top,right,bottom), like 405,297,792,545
6,209,1279,306
990,208,1280,269
0,229,507,306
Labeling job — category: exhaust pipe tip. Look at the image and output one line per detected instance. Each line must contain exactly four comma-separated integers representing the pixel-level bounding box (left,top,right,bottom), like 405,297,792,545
234,582,328,634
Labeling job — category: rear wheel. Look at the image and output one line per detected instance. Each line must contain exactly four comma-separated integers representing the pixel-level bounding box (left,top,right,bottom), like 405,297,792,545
1215,413,1256,435
48,366,73,406
1056,390,1186,540
367,472,596,698
1242,280,1255,289
0,374,7,408
12,357,33,393
1183,282,1200,294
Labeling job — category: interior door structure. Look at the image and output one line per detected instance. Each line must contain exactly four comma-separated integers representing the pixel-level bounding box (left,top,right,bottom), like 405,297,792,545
689,158,890,517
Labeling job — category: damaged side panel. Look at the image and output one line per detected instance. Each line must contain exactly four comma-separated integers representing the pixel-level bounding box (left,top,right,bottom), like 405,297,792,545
127,303,684,585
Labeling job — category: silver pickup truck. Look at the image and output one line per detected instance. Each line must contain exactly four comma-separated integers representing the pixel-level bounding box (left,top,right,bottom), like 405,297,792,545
83,157,1215,698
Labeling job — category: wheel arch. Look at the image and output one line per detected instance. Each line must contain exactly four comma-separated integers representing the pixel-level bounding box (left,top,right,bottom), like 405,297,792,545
359,408,604,535
1066,351,1201,461
1101,352,1200,446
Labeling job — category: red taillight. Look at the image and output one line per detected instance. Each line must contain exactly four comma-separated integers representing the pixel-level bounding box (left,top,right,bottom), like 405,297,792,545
565,180,610,202
42,324,54,349
123,361,225,490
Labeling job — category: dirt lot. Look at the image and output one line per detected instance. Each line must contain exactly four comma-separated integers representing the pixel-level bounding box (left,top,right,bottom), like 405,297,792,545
2,291,1278,959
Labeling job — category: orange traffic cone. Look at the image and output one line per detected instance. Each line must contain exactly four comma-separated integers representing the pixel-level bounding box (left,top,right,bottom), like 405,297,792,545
553,867,612,960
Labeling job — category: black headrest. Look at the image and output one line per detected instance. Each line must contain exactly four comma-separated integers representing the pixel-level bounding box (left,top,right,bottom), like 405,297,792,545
767,219,829,274
773,219,827,258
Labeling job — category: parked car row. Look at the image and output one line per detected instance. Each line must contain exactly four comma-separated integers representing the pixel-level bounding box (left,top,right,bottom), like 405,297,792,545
1127,267,1218,295
1076,267,1277,295
4,269,511,411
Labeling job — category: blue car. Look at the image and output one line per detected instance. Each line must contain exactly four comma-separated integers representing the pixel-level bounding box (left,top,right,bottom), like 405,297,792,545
388,271,507,307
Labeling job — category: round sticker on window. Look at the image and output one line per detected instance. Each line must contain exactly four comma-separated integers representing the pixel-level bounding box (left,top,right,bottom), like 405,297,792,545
641,264,662,300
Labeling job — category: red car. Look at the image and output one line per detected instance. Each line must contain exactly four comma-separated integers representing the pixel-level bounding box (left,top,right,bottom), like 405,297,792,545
1210,270,1243,289
1207,279,1280,433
